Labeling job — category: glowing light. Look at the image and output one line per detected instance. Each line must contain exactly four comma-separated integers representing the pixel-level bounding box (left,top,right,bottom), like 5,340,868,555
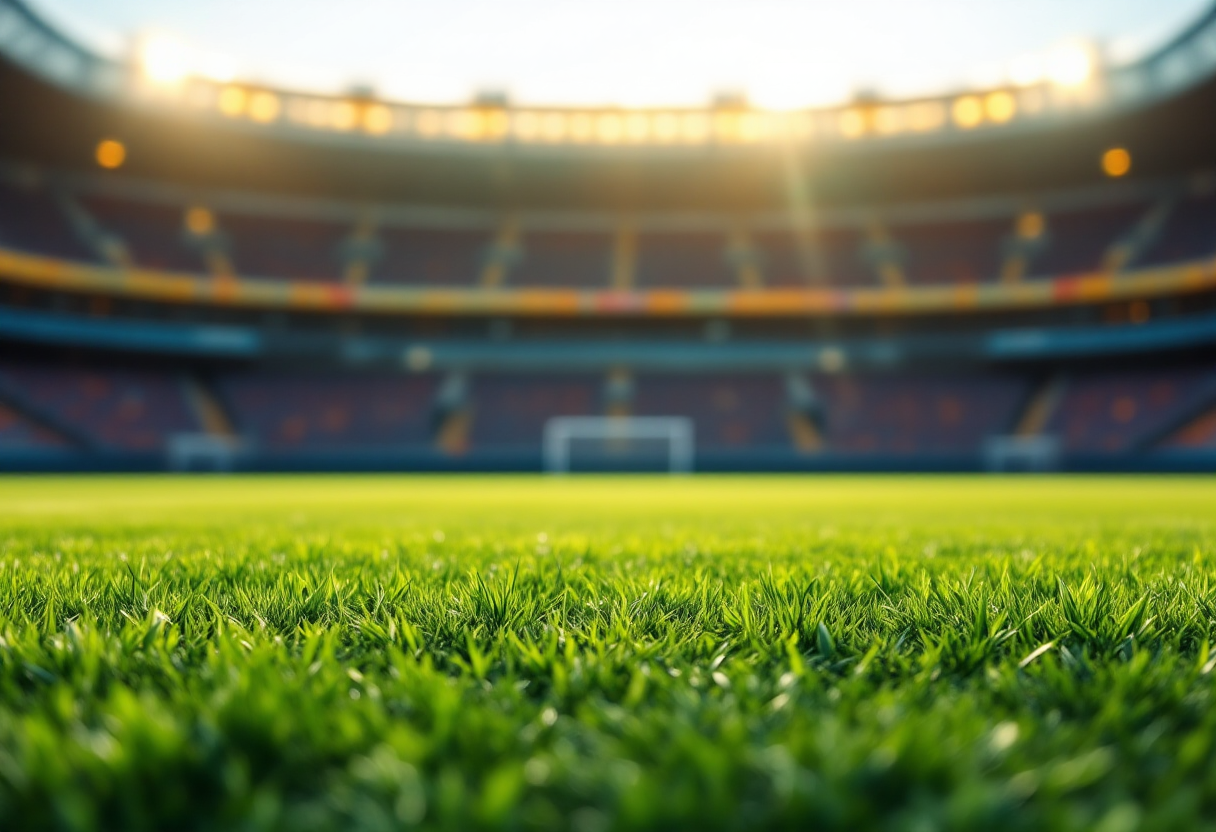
139,35,236,85
415,110,443,137
95,139,125,170
184,207,215,236
951,96,984,129
873,106,904,135
1048,45,1093,88
905,101,946,132
541,112,568,142
838,109,867,138
363,104,393,135
218,86,247,117
1102,147,1132,178
679,113,710,143
1008,54,1045,87
140,36,191,85
569,112,595,143
624,112,650,142
984,91,1016,123
596,113,624,144
511,111,540,141
330,101,358,131
653,112,680,143
248,92,281,123
1017,211,1045,240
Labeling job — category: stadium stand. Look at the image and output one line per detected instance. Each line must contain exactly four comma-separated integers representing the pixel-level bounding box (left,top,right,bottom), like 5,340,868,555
896,217,1010,285
1136,188,1216,268
815,375,1028,455
1033,200,1151,276
222,213,349,282
512,230,611,287
373,227,490,286
1044,368,1216,454
631,374,791,450
0,400,65,449
218,372,438,450
469,374,602,448
0,0,1215,471
0,178,97,263
634,232,735,288
0,364,198,451
79,196,202,272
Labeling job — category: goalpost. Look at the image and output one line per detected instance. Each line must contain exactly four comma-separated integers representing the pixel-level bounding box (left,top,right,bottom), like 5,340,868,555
543,416,694,474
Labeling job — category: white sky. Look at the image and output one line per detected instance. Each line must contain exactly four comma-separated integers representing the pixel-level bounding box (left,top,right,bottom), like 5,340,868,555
29,0,1213,108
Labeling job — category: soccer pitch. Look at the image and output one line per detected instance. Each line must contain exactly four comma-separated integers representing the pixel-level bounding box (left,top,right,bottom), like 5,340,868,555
1,475,1215,831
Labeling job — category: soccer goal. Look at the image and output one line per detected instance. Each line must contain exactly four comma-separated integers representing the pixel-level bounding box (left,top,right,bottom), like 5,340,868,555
543,416,694,474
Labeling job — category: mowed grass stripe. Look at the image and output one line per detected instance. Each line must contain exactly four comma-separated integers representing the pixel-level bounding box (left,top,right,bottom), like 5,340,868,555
0,476,1214,831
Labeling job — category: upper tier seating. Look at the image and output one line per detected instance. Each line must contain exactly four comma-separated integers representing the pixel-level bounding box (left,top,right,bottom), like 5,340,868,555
634,232,735,288
81,196,201,272
222,213,349,282
1135,191,1216,268
1032,201,1149,276
2,177,1214,291
372,227,489,286
895,216,1010,285
0,180,97,262
512,231,612,287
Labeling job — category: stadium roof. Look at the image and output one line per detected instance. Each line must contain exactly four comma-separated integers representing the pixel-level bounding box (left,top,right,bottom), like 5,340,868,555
28,0,1213,109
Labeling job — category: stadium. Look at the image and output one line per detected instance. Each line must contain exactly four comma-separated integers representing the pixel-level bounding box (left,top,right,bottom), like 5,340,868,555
1,0,1216,829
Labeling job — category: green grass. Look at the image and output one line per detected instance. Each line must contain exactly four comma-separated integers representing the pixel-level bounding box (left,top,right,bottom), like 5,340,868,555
2,475,1216,831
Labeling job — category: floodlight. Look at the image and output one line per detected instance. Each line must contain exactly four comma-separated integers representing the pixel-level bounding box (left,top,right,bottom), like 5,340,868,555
1016,212,1045,240
139,36,190,85
984,91,1016,123
838,109,866,138
184,207,215,236
596,113,624,144
362,104,393,135
1048,45,1093,88
248,92,281,123
951,96,983,129
218,86,247,117
1102,147,1131,178
1008,54,1045,87
95,139,125,169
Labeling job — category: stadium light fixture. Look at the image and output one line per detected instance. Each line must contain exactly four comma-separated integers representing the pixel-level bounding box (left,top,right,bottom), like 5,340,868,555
363,104,394,135
184,207,215,236
218,86,247,117
248,92,281,124
1102,147,1132,178
984,91,1016,123
1047,44,1094,88
139,36,191,85
1008,54,1045,87
951,96,984,129
95,139,126,170
1017,212,1045,240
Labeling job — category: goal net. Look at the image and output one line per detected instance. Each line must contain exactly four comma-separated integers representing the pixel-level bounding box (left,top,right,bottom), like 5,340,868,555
543,416,694,473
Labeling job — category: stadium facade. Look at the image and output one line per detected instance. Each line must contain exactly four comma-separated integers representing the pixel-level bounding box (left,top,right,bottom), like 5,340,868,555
0,0,1215,472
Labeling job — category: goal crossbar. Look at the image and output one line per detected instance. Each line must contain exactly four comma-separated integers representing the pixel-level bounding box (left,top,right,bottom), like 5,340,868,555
543,416,694,474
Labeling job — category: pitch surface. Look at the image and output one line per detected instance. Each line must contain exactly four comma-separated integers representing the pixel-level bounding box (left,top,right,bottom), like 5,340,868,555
1,475,1215,830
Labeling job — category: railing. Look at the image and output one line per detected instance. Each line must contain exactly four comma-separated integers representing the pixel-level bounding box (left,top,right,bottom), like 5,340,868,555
0,245,1213,318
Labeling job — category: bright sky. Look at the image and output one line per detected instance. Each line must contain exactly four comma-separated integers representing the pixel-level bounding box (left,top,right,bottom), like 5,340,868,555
30,0,1213,108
